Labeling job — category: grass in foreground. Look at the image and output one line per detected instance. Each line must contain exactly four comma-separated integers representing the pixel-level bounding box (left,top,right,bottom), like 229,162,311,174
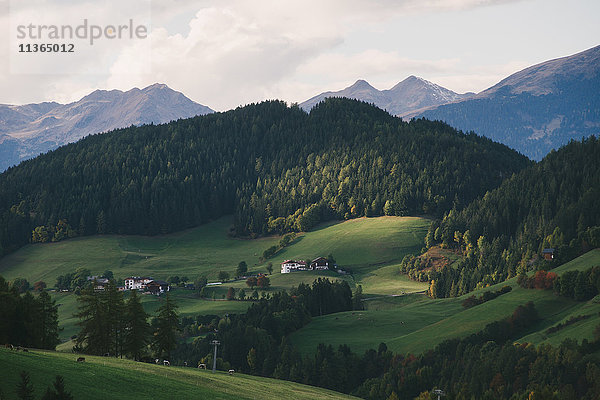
0,349,356,400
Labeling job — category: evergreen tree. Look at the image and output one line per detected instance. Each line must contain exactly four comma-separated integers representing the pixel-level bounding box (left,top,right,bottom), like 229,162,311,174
37,291,60,349
236,261,248,277
103,282,125,357
124,290,151,361
352,285,364,310
41,376,73,400
217,271,230,282
75,287,109,355
16,371,34,400
153,293,180,359
0,99,529,257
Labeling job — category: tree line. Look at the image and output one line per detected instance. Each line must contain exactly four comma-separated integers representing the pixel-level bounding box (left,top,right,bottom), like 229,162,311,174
417,137,600,298
74,283,179,360
171,278,355,373
355,304,600,399
0,98,529,256
11,371,73,400
0,275,59,350
518,265,600,302
171,280,600,399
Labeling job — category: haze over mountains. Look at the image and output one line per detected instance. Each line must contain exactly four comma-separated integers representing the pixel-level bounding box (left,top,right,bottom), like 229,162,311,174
417,45,600,160
1,46,597,170
300,45,600,160
299,76,474,116
0,84,213,171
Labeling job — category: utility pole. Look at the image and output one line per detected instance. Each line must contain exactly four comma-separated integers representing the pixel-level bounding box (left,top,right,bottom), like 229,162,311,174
211,340,220,373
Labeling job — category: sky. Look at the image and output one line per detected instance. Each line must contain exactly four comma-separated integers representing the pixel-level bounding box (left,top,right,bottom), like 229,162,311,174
0,0,599,111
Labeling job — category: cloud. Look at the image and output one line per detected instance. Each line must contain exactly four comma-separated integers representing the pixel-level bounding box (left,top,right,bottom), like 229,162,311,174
0,0,544,108
106,3,344,109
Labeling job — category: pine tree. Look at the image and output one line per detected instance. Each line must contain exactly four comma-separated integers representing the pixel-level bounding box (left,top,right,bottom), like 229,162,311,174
16,371,34,400
41,375,73,400
123,290,151,361
103,282,125,357
37,291,60,349
236,261,248,277
152,293,179,359
75,287,109,355
352,285,364,310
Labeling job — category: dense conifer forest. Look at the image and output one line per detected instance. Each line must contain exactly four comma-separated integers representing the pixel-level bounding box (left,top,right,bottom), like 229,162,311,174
405,137,600,297
0,98,529,256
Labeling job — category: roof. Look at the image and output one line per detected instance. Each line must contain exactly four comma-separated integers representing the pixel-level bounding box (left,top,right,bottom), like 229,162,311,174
542,248,555,253
148,280,169,286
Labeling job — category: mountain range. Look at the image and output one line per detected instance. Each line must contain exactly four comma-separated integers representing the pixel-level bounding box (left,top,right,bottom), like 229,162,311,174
1,45,598,168
300,45,600,160
0,84,213,171
416,45,600,160
299,76,474,116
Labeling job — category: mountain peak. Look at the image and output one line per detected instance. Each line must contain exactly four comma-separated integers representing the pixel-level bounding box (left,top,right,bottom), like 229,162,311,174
480,44,600,97
142,83,171,92
0,84,214,171
349,79,376,90
418,45,600,160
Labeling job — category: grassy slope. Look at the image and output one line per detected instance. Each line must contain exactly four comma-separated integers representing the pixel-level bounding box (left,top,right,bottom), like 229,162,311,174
0,217,278,283
0,216,427,286
291,249,600,356
0,216,429,342
0,349,355,400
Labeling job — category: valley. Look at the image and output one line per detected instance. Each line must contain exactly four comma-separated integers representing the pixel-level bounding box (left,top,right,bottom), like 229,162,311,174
0,215,430,343
0,97,598,399
291,250,600,355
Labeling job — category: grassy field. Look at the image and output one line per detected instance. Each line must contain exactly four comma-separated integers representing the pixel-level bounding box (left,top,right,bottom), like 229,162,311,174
290,249,600,356
0,217,279,283
273,216,428,274
0,216,429,343
0,349,356,400
0,216,428,286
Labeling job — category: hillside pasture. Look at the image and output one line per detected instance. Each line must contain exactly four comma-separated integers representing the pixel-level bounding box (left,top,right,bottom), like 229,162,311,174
0,349,356,400
291,249,600,356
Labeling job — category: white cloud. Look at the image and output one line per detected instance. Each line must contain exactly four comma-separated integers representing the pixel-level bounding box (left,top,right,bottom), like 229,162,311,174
106,3,344,109
0,0,595,110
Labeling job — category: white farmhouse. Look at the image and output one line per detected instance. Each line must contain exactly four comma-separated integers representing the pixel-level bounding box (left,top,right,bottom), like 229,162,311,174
281,260,308,273
124,276,153,290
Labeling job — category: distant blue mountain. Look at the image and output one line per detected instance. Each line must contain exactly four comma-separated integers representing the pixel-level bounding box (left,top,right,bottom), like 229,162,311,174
0,84,213,171
300,76,474,116
414,45,600,160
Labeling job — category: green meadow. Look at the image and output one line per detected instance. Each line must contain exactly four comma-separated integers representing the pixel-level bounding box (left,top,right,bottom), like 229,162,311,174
0,349,356,400
0,216,428,285
0,216,430,343
290,249,600,356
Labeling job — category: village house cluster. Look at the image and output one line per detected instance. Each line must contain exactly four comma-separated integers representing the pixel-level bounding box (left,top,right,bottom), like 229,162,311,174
280,257,329,273
124,276,171,294
88,276,170,295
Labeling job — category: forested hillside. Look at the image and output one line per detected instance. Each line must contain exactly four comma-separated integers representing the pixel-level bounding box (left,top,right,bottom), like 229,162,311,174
419,136,600,297
0,99,529,256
